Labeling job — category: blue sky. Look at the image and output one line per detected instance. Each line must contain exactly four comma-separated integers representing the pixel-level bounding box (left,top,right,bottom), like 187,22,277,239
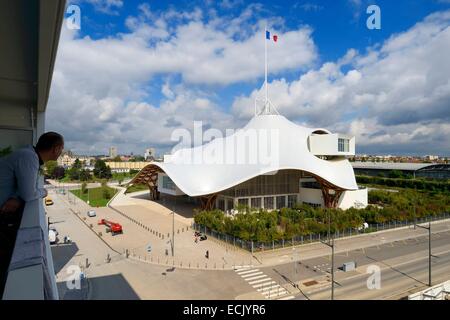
47,0,450,156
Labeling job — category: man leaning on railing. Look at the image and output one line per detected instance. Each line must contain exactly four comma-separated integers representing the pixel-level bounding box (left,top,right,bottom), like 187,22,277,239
0,132,64,291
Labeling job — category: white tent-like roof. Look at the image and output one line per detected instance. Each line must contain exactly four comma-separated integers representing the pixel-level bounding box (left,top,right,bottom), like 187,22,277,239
137,114,358,197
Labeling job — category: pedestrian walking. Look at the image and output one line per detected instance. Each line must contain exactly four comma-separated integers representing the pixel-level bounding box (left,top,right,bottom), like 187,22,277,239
205,250,209,259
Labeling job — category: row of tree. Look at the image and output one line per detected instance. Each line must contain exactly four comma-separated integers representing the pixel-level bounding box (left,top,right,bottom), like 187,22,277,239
193,189,450,242
356,175,450,192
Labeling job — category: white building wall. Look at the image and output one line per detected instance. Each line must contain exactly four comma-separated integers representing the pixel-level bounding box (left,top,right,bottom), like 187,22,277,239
299,187,368,209
308,133,355,156
338,188,368,210
298,187,324,207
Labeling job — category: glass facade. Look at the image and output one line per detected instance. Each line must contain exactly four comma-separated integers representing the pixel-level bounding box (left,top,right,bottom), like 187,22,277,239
218,198,225,211
338,138,349,152
287,195,297,208
264,196,274,210
251,197,262,208
276,195,286,209
220,169,304,197
238,198,249,206
227,199,234,210
162,175,176,190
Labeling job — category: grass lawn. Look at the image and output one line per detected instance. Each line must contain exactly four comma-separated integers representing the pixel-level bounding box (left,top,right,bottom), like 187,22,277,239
70,186,118,207
125,184,148,194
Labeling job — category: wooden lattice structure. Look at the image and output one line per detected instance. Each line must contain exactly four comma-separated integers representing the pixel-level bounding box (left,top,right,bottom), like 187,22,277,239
198,193,218,211
128,164,163,200
314,175,345,208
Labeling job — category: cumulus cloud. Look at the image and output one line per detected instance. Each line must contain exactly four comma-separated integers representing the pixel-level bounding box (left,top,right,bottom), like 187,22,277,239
47,3,450,156
46,4,317,155
232,10,450,155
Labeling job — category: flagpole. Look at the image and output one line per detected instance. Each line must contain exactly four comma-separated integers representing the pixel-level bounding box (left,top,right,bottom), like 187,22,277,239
265,24,268,114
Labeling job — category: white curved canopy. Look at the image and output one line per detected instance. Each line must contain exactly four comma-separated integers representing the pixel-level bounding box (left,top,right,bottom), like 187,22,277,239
146,114,358,196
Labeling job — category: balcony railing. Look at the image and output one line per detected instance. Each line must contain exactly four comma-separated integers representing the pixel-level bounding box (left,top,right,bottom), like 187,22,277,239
2,183,58,300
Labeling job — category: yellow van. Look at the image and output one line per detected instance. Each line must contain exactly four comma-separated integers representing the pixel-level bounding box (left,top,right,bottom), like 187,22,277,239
45,197,54,206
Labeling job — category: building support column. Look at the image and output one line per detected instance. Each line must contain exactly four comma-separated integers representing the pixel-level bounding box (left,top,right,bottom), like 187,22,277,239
315,176,344,208
199,193,218,211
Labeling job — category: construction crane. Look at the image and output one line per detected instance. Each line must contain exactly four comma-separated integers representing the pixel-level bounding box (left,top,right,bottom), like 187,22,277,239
98,219,123,236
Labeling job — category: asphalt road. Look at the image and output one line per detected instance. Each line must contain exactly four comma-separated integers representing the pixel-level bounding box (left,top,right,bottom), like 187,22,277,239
263,231,450,300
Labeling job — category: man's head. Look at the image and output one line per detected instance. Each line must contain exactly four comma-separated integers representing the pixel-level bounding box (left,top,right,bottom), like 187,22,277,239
36,132,64,162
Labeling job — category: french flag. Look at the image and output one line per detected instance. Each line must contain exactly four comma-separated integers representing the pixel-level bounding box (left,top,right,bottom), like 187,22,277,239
266,30,278,42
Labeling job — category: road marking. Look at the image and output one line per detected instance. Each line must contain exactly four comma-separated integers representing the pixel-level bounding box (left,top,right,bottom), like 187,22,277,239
237,269,259,275
248,278,272,285
245,274,268,281
235,267,251,272
258,285,281,293
234,268,292,300
252,281,276,288
241,271,263,278
278,295,295,300
263,289,288,297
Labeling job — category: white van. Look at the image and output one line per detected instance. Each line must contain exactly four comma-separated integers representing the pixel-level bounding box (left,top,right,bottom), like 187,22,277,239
87,210,96,217
49,229,57,244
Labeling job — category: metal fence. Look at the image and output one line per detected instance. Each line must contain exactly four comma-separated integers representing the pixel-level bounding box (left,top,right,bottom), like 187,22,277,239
193,212,450,254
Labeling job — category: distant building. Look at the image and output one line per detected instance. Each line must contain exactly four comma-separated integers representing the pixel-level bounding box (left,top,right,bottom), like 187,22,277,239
144,148,156,161
57,151,94,169
109,146,117,158
424,155,439,161
352,162,450,179
105,161,148,173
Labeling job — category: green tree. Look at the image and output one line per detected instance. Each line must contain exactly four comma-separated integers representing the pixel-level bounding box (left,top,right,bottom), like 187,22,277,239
94,159,112,179
79,169,91,181
45,160,58,178
53,166,65,179
388,170,404,179
81,182,87,194
73,158,82,170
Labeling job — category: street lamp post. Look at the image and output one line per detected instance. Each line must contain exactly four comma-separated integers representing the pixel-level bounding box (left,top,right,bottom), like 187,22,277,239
415,221,432,287
413,188,432,287
320,212,335,300
171,208,175,257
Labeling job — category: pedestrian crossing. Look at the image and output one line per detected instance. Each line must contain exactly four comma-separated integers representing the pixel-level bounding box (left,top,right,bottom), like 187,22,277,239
234,266,294,300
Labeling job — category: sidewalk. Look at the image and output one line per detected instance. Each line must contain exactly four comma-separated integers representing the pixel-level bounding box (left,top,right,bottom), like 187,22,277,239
52,187,255,270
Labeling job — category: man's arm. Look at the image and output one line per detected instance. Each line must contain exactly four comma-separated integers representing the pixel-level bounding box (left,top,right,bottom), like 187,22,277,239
15,155,47,202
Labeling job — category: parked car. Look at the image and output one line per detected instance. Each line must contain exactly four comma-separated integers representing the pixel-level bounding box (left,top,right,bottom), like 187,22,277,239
87,210,96,217
45,197,54,206
199,234,207,241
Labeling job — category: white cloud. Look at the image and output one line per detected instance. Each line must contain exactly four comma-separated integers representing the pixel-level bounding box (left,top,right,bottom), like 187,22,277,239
47,4,450,156
232,10,450,155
